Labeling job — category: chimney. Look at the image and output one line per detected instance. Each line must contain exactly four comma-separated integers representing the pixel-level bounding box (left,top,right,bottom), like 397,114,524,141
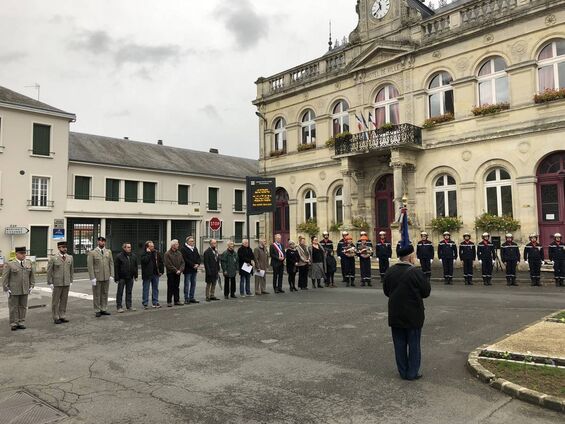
157,140,163,145
124,137,129,140
209,148,219,154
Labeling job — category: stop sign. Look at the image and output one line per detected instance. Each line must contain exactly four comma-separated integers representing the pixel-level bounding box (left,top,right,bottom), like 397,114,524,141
209,217,222,232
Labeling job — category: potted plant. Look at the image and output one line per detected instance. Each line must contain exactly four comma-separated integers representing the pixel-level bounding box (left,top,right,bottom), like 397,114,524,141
297,219,320,237
534,88,565,104
380,122,396,132
351,216,371,232
430,216,464,234
474,213,520,234
471,103,510,116
297,143,316,152
422,112,454,129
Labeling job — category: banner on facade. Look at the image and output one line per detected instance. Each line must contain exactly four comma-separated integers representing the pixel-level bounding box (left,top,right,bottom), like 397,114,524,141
246,177,276,215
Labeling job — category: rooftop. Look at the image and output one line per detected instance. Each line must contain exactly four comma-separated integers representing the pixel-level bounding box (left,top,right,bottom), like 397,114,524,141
0,85,75,119
69,132,259,180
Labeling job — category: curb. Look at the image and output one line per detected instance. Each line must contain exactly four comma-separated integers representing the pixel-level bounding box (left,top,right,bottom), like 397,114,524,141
467,346,565,413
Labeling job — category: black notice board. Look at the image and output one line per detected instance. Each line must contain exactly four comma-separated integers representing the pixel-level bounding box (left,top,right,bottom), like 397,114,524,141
246,177,276,215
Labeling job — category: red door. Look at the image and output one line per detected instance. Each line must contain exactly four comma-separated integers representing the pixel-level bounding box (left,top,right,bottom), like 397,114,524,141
374,174,394,241
537,152,565,250
274,188,290,247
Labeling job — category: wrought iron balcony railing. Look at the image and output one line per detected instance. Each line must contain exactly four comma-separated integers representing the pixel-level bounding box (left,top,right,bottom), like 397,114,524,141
334,124,422,156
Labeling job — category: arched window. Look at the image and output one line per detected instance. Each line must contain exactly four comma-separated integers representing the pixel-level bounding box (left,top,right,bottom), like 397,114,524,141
538,39,565,91
478,57,509,105
428,72,454,118
304,189,317,221
332,101,350,136
273,118,286,152
434,174,457,217
485,168,513,217
301,110,316,144
334,186,344,224
374,85,399,128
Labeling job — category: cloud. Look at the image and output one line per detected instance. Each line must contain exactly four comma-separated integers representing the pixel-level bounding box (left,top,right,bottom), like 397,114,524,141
216,0,269,50
198,104,221,120
71,30,112,55
0,51,27,63
116,43,182,65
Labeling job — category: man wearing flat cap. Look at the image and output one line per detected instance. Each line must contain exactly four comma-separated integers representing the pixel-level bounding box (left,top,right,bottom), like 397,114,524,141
87,236,114,317
2,247,35,331
383,244,431,381
47,241,74,324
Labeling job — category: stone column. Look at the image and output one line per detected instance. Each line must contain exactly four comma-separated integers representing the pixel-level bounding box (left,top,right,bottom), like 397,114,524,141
355,171,367,217
100,218,106,238
166,220,172,245
341,170,354,227
317,196,329,233
288,198,298,240
391,161,404,216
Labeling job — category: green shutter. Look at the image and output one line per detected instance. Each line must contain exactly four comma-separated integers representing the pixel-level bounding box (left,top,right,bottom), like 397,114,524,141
106,179,120,201
30,226,48,257
208,188,218,210
143,182,156,204
235,222,244,242
125,181,138,203
32,124,51,156
235,190,243,211
74,176,91,200
178,185,189,205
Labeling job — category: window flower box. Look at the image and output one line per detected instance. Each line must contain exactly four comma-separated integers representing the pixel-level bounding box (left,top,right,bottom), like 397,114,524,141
270,149,286,158
471,103,510,116
297,143,316,152
422,113,454,129
534,88,565,104
326,131,352,148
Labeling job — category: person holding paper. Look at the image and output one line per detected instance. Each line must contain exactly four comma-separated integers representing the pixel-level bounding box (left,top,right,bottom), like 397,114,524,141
253,239,269,295
237,239,254,296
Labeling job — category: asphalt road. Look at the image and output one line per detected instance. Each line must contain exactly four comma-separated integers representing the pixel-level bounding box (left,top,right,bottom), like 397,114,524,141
0,271,564,424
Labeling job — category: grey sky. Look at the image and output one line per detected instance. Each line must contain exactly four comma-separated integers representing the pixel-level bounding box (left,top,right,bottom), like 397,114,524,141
0,0,357,159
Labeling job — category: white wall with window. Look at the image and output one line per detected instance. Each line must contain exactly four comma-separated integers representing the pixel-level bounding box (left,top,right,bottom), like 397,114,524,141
301,109,316,144
427,72,454,117
273,118,287,152
304,189,317,221
332,100,350,135
434,174,457,217
374,85,399,127
478,57,509,105
538,39,565,91
485,168,513,217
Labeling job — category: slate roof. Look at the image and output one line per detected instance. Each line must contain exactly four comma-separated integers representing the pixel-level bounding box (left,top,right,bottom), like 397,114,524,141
69,132,259,180
0,85,75,118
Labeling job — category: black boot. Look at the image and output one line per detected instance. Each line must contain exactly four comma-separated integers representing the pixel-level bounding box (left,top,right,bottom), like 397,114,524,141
444,278,449,285
368,280,373,287
483,278,488,286
346,279,350,287
468,277,473,285
350,279,356,287
449,278,453,285
512,277,518,286
506,277,512,286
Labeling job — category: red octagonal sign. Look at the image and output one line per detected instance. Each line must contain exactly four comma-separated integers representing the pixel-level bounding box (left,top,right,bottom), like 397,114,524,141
209,217,222,232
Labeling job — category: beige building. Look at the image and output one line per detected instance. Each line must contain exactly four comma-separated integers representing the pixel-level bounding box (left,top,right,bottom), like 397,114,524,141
254,0,565,251
0,86,260,270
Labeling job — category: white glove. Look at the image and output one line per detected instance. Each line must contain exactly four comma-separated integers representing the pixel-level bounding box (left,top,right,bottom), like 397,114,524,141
479,260,482,263
492,260,495,265
91,279,97,286
430,260,433,264
48,284,54,290
5,290,11,298
109,277,115,284
440,259,443,263
28,288,33,294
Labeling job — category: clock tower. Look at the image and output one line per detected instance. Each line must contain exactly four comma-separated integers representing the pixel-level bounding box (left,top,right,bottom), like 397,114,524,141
349,0,433,45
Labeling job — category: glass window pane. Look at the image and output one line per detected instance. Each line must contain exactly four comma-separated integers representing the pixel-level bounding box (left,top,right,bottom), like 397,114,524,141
538,66,555,91
486,170,497,181
377,199,389,227
312,202,317,220
486,187,498,215
429,93,441,117
429,74,441,89
343,117,350,132
558,62,565,89
538,43,553,60
448,190,457,217
436,192,446,217
495,76,509,103
499,169,511,180
376,88,386,102
444,90,454,114
442,72,453,85
305,204,311,221
479,80,492,105
390,103,399,124
478,61,491,76
501,185,513,216
556,39,565,57
541,184,559,221
493,57,506,72
436,176,445,187
336,200,343,224
447,176,456,185
389,86,399,98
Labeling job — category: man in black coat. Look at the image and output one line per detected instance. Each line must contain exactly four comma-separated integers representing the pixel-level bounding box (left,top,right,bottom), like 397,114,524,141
140,241,164,309
383,244,431,381
114,242,139,312
203,239,220,301
180,236,201,304
270,234,286,293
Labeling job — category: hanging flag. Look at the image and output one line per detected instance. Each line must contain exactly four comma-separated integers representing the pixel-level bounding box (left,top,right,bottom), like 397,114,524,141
399,206,411,249
368,111,376,129
361,114,369,131
355,114,364,132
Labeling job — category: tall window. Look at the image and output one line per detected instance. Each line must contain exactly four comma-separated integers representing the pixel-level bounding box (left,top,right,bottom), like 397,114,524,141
143,182,156,204
32,123,51,156
31,176,49,207
178,185,190,205
74,176,91,200
538,39,565,91
273,118,286,152
428,72,454,117
332,100,350,135
434,174,457,217
304,189,317,221
234,222,245,243
335,186,344,224
125,180,138,203
106,179,120,202
485,168,513,217
234,189,244,212
208,187,220,211
301,110,316,144
375,85,399,127
478,57,509,105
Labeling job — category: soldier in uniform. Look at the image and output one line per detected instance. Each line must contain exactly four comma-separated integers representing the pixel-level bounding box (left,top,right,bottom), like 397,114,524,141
336,231,348,283
2,246,35,331
459,232,476,285
416,232,434,283
477,233,495,286
87,236,115,317
548,233,565,287
375,231,392,282
47,241,73,324
501,233,520,286
524,233,544,287
438,232,457,285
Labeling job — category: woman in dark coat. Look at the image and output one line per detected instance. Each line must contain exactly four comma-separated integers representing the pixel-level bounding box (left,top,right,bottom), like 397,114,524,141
285,241,300,292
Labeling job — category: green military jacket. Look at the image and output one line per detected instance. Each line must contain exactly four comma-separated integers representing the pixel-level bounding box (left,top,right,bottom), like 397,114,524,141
87,248,114,281
47,254,74,286
2,259,35,295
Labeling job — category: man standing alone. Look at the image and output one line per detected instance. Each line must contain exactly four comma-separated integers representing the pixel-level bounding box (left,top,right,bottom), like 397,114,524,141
47,241,73,324
383,244,431,381
87,236,114,318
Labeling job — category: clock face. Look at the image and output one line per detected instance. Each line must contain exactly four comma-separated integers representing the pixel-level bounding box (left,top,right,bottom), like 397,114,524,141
371,0,390,19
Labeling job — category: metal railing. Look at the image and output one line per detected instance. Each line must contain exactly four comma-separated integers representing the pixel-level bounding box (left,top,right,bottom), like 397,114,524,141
334,124,423,156
67,195,200,206
206,203,222,212
233,204,246,213
27,200,54,208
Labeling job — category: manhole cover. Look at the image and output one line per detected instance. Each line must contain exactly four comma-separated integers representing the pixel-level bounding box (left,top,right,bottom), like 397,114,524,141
0,391,67,424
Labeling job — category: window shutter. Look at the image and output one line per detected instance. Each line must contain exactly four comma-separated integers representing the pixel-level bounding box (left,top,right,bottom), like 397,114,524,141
235,190,243,211
75,176,91,200
33,124,51,156
143,182,156,204
106,179,120,201
30,226,49,257
208,188,218,210
178,185,189,205
125,181,138,203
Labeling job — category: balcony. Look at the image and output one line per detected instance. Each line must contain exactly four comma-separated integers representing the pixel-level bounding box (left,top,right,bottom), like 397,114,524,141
27,199,55,210
334,124,423,156
233,204,246,214
206,203,222,212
